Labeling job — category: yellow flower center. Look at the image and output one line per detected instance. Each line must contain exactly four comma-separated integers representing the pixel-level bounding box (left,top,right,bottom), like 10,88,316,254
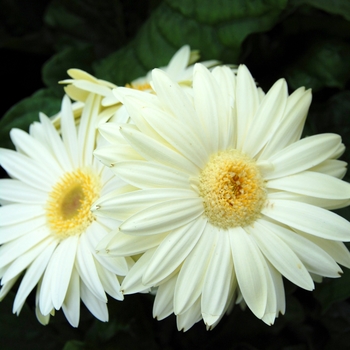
198,150,266,229
125,82,152,91
46,169,101,239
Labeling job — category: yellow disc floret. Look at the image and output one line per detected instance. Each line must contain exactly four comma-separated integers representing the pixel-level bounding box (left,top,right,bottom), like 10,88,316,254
125,82,152,91
46,169,101,239
199,150,266,229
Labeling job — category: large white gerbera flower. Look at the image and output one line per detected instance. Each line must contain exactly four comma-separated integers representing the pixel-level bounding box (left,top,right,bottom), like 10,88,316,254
0,94,132,327
93,63,350,331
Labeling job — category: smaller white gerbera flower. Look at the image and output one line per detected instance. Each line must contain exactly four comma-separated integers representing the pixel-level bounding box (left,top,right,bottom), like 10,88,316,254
93,63,350,331
126,45,219,91
61,45,219,105
0,93,132,327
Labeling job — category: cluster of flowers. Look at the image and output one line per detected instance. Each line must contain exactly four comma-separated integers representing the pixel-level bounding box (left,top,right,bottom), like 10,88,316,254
1,46,350,332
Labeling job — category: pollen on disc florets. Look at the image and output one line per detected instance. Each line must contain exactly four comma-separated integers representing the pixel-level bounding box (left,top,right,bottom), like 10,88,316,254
198,149,267,229
125,82,152,91
46,168,101,239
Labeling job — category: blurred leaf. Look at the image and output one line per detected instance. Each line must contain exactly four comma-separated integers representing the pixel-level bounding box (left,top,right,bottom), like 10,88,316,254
286,38,350,91
95,0,288,84
320,301,350,350
93,43,148,86
0,0,51,54
314,268,350,312
0,90,61,149
283,296,306,324
293,0,350,21
42,45,95,96
44,0,125,55
62,340,86,350
0,292,59,350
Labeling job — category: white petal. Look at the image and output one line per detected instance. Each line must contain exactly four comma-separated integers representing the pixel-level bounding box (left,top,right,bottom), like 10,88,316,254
235,65,260,150
267,171,350,199
259,220,342,277
98,121,125,145
174,223,216,314
13,240,57,314
51,236,79,309
262,199,350,241
95,188,196,222
102,231,167,257
176,297,202,332
260,261,278,325
10,128,63,174
0,274,19,301
0,204,44,226
119,124,199,175
113,160,192,189
193,63,223,153
132,106,207,169
1,236,54,284
267,190,350,210
263,134,342,180
94,144,143,165
229,226,268,319
77,94,100,166
73,80,113,96
202,231,234,326
39,113,73,171
259,87,311,159
294,230,350,269
267,262,285,316
120,197,203,235
62,267,80,327
95,260,123,300
0,179,47,204
35,280,51,325
61,95,79,167
165,45,190,77
248,221,314,290
80,280,108,322
75,235,107,302
86,222,129,276
309,159,348,179
0,148,56,191
0,216,46,245
0,225,50,267
143,218,207,285
151,68,198,129
211,66,235,149
121,248,156,294
242,79,287,157
153,273,177,320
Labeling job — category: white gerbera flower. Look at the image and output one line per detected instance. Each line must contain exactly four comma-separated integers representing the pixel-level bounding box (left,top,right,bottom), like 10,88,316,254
93,63,350,331
0,94,132,327
61,45,219,105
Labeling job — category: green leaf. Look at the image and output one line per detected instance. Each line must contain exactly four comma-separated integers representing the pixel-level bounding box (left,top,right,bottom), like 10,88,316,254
42,46,95,97
62,340,86,350
0,90,61,149
293,0,350,21
93,44,149,86
94,0,288,84
44,0,126,53
0,292,58,350
313,268,350,313
286,38,350,91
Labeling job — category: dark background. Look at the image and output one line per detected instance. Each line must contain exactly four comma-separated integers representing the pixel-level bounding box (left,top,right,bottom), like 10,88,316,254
1,1,350,349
